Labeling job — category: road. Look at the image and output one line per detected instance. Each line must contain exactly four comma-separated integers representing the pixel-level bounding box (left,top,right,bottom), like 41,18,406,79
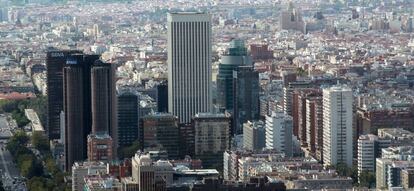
0,115,26,191
0,116,12,139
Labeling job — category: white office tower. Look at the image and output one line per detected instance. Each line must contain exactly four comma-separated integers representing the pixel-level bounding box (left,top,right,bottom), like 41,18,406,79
167,12,212,124
265,111,293,157
322,86,353,167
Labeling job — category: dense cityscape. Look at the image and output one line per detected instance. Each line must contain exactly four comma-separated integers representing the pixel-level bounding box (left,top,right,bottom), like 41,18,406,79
0,0,414,190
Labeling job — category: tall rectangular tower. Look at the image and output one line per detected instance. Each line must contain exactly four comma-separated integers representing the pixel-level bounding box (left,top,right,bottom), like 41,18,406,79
46,49,81,140
167,12,212,124
322,86,353,167
233,66,260,135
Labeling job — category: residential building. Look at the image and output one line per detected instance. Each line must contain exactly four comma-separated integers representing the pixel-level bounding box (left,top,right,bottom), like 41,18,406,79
357,134,391,181
87,133,113,162
265,112,293,157
322,86,353,167
71,161,107,191
243,120,265,151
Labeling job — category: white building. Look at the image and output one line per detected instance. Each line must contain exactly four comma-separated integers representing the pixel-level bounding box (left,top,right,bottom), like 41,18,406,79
322,86,353,167
243,120,265,151
71,161,107,191
167,12,212,123
265,111,293,157
358,134,391,180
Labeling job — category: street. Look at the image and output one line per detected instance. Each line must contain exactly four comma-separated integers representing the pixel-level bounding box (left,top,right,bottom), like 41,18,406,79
0,115,26,191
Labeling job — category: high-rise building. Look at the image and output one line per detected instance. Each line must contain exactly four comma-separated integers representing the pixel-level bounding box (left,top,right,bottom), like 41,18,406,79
357,134,391,182
91,62,117,134
117,91,139,147
283,81,311,137
87,134,113,162
61,51,117,171
243,120,265,151
90,62,118,156
233,66,260,135
139,113,180,159
193,113,231,168
322,86,353,167
216,39,252,111
265,112,293,157
304,91,323,155
63,53,99,171
167,12,212,124
46,49,81,140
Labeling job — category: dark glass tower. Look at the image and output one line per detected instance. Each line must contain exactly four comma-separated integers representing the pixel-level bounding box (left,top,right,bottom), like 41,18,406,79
117,91,138,147
156,82,168,113
233,66,260,135
91,62,117,134
46,49,81,140
63,54,99,171
90,61,118,157
216,39,252,111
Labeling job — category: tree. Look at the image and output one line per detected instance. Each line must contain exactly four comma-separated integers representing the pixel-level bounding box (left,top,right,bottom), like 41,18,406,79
32,132,50,153
334,163,358,185
0,179,5,191
27,177,47,191
359,171,376,188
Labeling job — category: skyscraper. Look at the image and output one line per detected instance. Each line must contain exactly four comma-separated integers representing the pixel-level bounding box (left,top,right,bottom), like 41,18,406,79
216,39,252,111
322,86,353,167
46,49,81,140
233,66,260,134
90,62,118,156
91,62,117,135
167,12,212,124
63,53,99,171
117,91,139,147
61,51,117,171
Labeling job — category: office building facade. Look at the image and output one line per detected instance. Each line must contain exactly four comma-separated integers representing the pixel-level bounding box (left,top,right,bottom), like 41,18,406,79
167,12,212,124
193,113,231,168
139,113,180,159
117,91,139,147
46,49,81,140
233,66,260,135
216,39,252,111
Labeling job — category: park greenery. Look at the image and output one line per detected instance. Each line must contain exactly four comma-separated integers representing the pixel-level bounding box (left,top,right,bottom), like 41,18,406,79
7,131,70,191
0,96,47,128
333,163,375,188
